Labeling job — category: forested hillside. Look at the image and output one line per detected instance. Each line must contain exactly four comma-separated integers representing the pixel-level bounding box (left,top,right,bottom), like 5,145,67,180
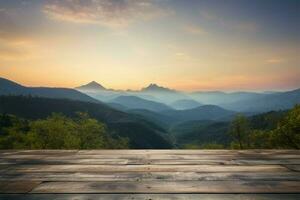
0,95,299,149
0,96,172,149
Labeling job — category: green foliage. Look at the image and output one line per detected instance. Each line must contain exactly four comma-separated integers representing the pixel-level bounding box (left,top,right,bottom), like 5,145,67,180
229,105,300,149
1,95,299,150
0,114,29,149
272,105,300,149
248,130,274,149
0,113,129,149
228,114,250,149
200,143,224,149
249,110,286,130
0,95,172,149
26,113,81,149
182,143,201,149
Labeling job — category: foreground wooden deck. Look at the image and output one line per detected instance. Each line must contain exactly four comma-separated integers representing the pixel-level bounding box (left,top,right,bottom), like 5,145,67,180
0,150,299,199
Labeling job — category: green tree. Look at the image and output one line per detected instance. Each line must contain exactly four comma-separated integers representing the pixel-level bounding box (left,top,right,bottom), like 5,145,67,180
272,105,300,149
0,114,29,149
25,113,130,149
248,130,273,149
228,114,250,149
0,129,27,149
76,112,108,149
26,113,80,149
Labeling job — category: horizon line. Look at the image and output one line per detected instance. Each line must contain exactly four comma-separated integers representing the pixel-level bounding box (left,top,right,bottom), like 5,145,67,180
1,76,299,94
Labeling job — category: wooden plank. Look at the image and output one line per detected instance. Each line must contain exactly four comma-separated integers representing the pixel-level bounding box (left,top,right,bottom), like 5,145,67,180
3,157,300,165
0,155,49,159
3,158,300,165
0,181,41,193
10,164,289,173
1,172,300,182
1,150,299,195
0,165,12,170
30,181,300,193
2,149,298,156
0,158,232,165
35,154,300,161
2,152,299,161
0,150,78,154
77,150,300,155
1,194,300,200
228,159,300,165
0,158,131,165
81,153,299,159
284,165,300,172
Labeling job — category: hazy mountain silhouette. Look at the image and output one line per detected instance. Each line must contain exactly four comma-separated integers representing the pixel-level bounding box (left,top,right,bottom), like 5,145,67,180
77,82,299,111
130,104,236,127
0,77,99,103
76,81,106,91
190,91,262,105
170,99,203,110
110,95,172,112
139,84,188,104
221,88,300,112
161,105,236,122
141,83,175,93
128,109,177,128
107,102,128,111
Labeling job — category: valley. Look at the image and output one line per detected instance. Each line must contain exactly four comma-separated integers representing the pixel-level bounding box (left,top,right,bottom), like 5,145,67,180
0,77,299,149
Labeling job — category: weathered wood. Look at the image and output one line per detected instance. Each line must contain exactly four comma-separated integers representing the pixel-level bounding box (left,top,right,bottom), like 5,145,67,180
1,149,298,154
2,158,300,165
2,149,299,157
10,164,290,173
0,150,299,195
284,165,300,172
0,181,41,193
4,153,298,159
76,150,300,155
1,172,300,181
30,180,300,193
1,194,300,200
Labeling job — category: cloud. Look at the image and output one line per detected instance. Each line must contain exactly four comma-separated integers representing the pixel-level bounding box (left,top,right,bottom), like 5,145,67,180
0,32,36,61
44,0,170,28
184,25,206,35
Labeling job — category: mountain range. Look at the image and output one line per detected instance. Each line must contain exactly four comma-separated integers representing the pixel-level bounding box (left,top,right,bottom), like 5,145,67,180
76,81,300,113
0,77,299,148
1,78,299,114
170,99,203,110
0,77,99,103
110,95,172,112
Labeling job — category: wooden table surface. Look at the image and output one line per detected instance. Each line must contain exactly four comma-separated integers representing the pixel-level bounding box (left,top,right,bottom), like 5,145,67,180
0,150,299,199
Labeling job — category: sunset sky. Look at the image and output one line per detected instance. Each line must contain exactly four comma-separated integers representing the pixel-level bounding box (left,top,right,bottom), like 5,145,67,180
0,0,299,91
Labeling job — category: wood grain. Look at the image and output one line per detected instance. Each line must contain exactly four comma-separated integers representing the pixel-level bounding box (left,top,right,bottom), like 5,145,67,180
30,180,300,193
1,194,300,200
0,150,299,196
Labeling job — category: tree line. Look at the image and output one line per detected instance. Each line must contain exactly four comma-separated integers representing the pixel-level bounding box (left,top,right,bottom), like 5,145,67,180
229,105,300,149
0,112,129,149
0,105,299,149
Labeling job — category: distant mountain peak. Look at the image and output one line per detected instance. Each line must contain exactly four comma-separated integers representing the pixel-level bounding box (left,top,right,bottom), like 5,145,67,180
142,83,174,93
76,81,106,90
